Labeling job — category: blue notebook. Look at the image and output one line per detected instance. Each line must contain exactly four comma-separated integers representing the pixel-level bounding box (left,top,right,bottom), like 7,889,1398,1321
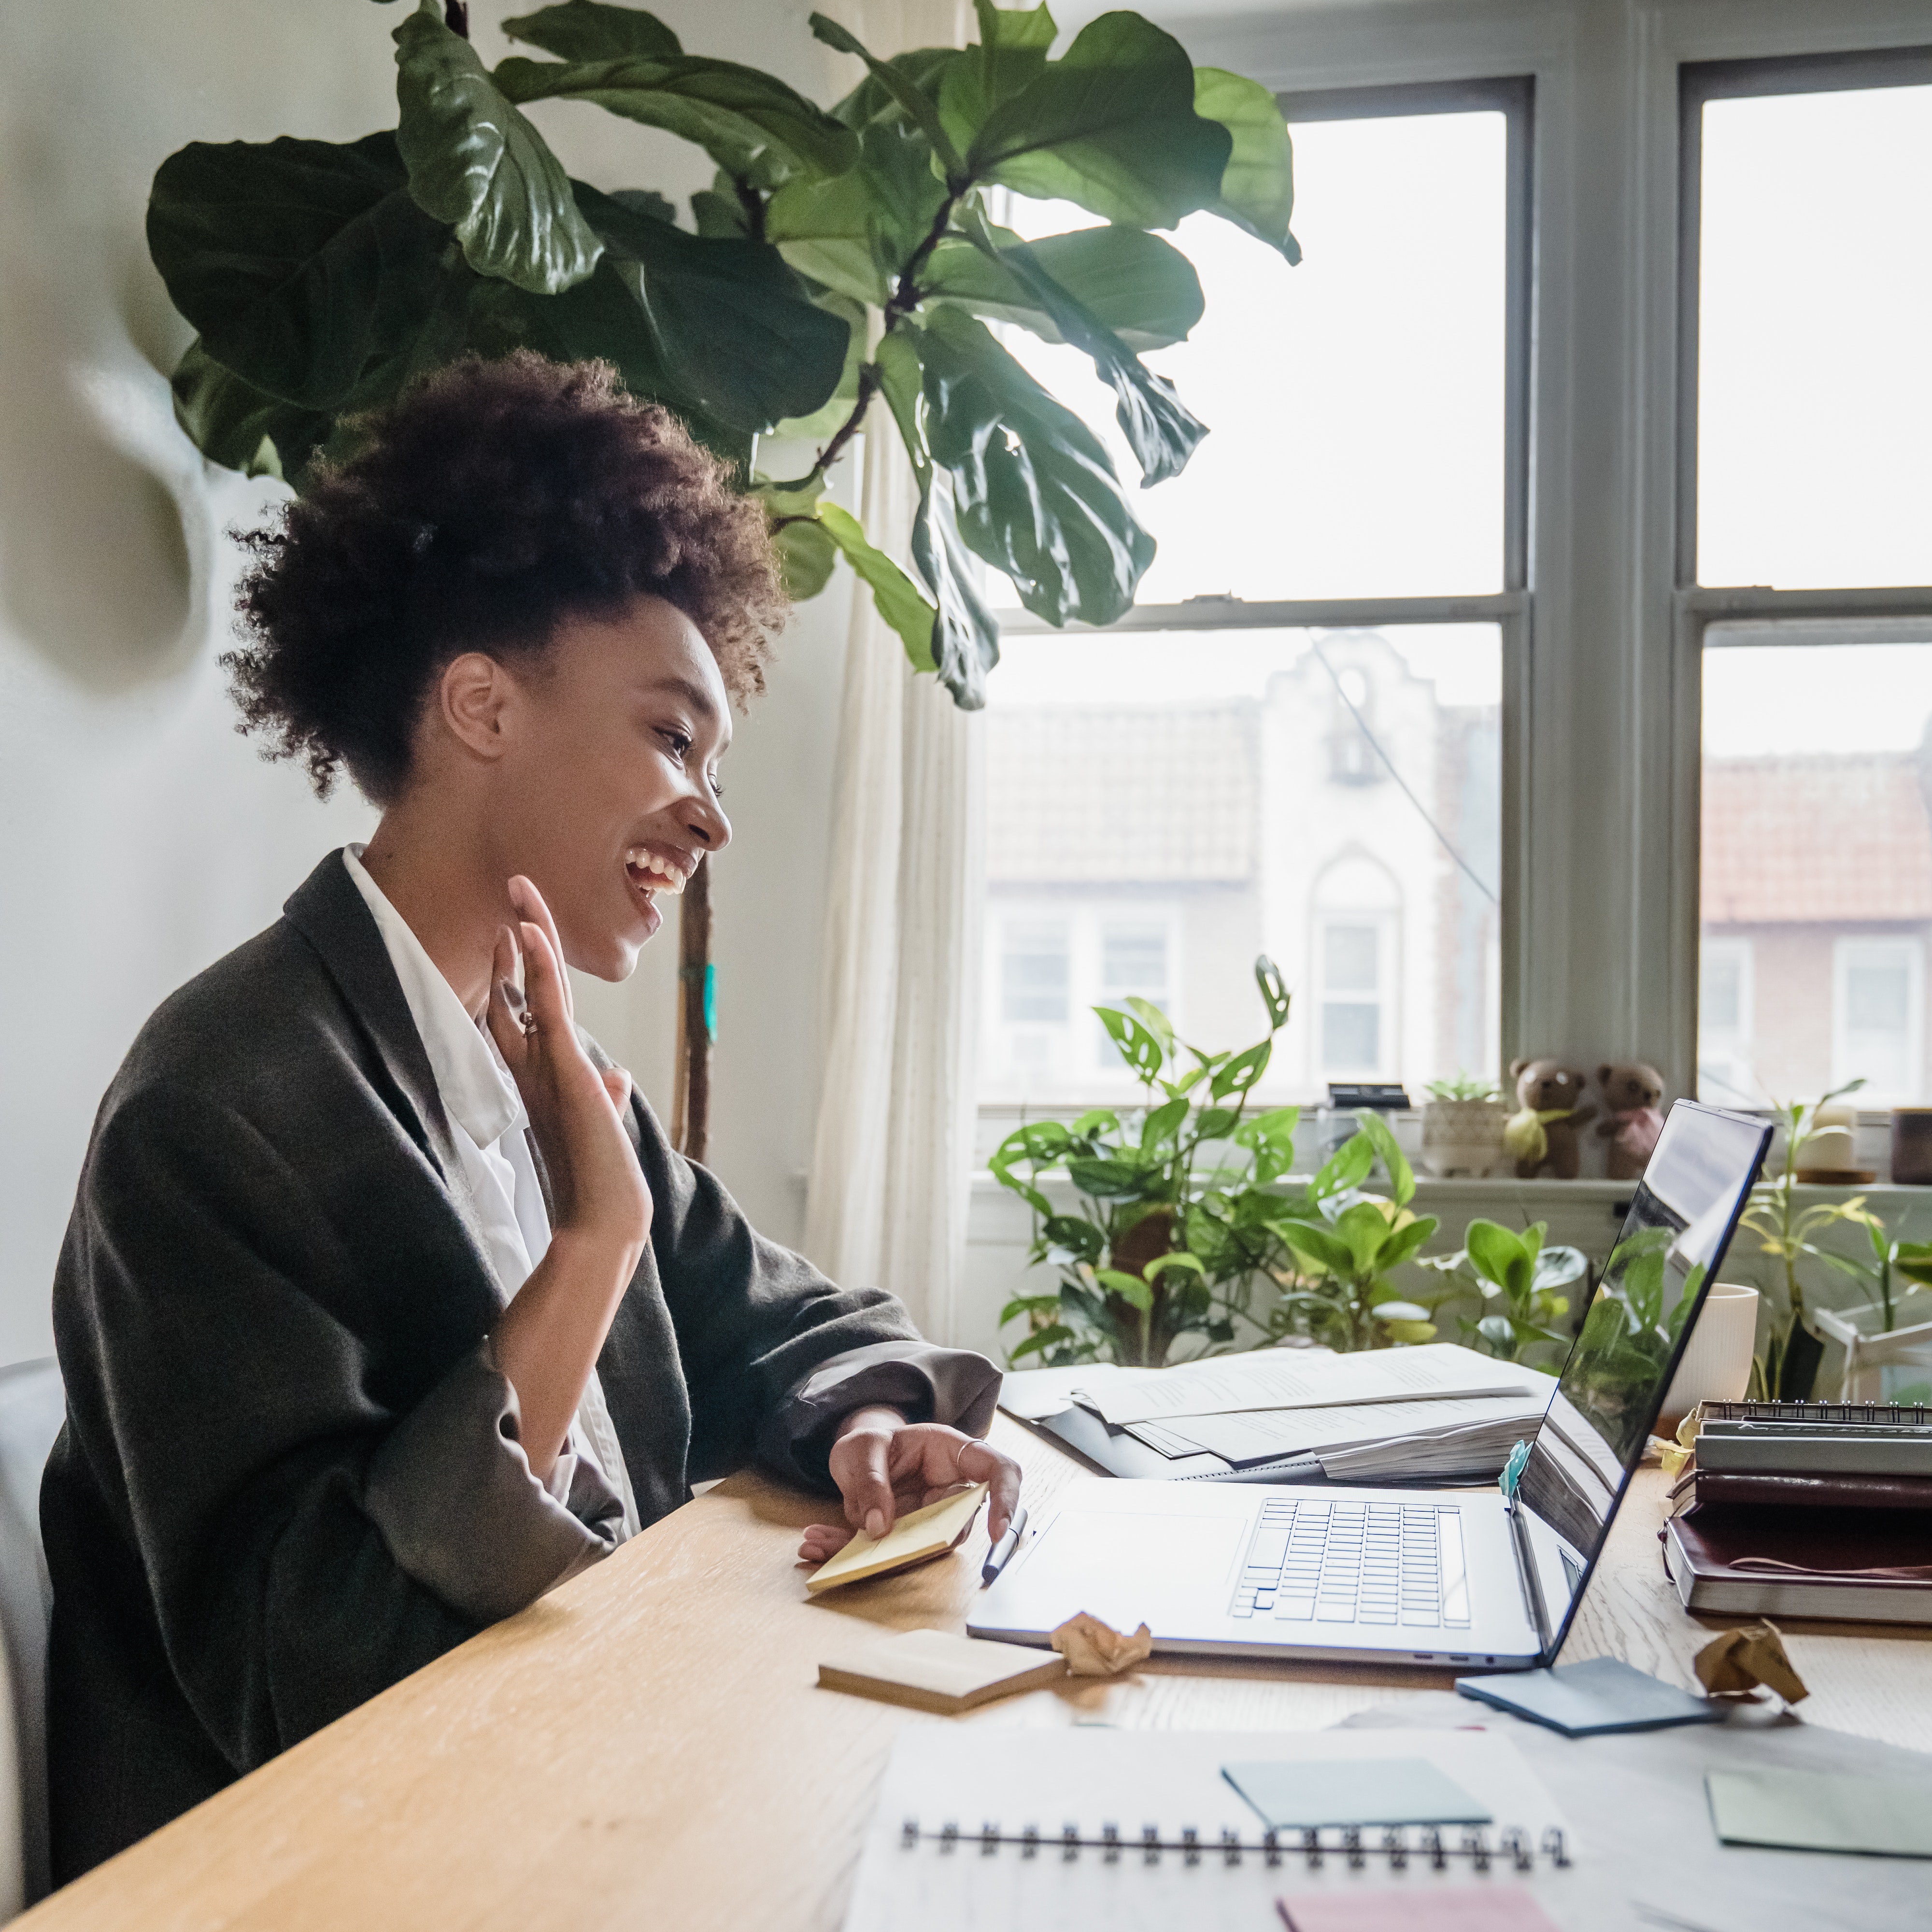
1454,1657,1722,1735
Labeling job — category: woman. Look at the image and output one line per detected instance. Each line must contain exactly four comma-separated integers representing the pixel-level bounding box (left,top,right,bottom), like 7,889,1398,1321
43,354,1018,1881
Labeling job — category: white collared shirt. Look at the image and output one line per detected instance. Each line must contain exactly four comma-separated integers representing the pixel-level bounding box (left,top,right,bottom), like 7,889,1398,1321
342,846,641,1539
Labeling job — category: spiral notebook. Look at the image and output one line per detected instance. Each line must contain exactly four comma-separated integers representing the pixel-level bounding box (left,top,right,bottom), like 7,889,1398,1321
841,1728,1582,1931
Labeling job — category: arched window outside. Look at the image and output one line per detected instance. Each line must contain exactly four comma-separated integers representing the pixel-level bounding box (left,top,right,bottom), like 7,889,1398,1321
1312,856,1403,1079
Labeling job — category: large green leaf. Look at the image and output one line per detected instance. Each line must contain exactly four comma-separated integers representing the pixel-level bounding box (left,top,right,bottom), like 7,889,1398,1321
766,125,947,306
937,1,1057,153
819,502,939,671
909,306,1153,629
961,12,1232,228
495,48,858,183
769,291,867,439
169,340,336,486
923,223,1202,351
1194,66,1299,261
393,0,601,296
574,182,849,432
953,213,1205,483
147,132,449,410
875,328,1001,705
809,14,965,175
499,0,682,61
831,47,962,132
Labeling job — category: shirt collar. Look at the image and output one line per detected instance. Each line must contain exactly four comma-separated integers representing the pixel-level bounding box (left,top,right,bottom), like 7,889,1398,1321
341,846,521,1152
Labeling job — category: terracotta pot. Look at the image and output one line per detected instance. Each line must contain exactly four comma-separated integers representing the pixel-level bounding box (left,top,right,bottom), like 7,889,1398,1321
1420,1099,1508,1179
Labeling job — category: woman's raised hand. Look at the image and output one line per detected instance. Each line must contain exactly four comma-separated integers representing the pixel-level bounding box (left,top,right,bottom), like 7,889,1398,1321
485,875,650,1258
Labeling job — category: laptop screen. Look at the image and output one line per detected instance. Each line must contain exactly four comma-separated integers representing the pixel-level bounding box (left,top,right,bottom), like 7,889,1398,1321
1516,1101,1770,1648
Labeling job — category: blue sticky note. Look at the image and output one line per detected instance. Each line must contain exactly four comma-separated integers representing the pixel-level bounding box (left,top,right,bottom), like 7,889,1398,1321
1223,1758,1493,1830
1456,1656,1722,1736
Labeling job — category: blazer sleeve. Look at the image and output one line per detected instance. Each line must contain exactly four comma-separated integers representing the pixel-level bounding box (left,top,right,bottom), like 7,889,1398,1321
617,1082,999,1490
57,1081,619,1776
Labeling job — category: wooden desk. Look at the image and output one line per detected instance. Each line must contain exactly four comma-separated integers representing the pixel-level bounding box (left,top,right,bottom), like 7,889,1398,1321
23,1417,1932,1930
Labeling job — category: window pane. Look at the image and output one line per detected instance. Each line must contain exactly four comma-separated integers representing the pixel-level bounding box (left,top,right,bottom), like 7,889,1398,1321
979,625,1502,1104
1001,921,1068,1024
1323,1003,1381,1071
1323,924,1379,993
1700,633,1932,1104
1697,82,1932,588
999,108,1509,602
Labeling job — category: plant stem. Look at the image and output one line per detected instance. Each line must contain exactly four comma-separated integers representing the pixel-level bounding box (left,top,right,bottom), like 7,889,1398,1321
813,188,962,476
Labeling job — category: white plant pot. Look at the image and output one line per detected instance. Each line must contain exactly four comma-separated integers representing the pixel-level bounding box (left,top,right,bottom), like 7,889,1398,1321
1420,1099,1508,1179
1658,1282,1759,1433
1814,1292,1932,1404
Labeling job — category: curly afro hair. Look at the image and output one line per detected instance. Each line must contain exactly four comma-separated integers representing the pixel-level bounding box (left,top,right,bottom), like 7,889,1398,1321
225,353,786,804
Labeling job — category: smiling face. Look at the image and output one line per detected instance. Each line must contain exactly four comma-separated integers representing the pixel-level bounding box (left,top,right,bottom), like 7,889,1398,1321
479,595,732,981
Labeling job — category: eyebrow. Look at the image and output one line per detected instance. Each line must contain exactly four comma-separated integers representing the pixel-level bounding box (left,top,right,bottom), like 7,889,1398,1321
642,674,728,739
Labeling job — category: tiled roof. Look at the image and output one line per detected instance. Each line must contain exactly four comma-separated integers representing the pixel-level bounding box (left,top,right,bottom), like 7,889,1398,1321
986,704,1258,883
1702,753,1932,924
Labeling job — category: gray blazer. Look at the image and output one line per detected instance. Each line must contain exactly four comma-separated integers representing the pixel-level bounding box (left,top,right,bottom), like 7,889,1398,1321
42,852,996,1882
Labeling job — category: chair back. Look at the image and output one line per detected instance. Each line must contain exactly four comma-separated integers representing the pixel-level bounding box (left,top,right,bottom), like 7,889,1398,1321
0,1362,66,1914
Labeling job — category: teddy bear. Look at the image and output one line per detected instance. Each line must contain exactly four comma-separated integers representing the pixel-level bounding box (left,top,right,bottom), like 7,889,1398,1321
1505,1059,1597,1179
1596,1063,1666,1181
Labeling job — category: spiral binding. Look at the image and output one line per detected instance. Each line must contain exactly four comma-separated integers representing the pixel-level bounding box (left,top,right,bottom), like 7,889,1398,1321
899,1818,1570,1872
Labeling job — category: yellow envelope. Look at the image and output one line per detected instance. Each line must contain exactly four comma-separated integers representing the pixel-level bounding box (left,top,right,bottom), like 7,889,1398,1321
804,1483,989,1594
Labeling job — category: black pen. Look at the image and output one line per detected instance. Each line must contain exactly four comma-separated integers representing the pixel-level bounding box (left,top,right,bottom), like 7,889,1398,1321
981,1506,1029,1586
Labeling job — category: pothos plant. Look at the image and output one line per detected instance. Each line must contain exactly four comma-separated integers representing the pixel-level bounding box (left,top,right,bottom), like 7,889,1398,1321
991,963,1445,1368
1417,1219,1586,1367
146,0,1298,710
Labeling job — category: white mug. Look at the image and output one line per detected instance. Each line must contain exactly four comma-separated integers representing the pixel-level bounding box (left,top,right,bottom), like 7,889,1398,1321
1657,1281,1760,1433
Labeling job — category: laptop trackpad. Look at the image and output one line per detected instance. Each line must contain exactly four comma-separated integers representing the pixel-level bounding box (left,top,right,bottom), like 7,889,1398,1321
1013,1510,1248,1632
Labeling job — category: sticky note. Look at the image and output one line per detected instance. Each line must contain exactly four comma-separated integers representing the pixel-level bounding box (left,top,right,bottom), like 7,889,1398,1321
817,1628,1065,1713
1224,1757,1493,1830
804,1483,988,1594
1456,1657,1722,1735
1706,1767,1932,1858
1277,1889,1561,1931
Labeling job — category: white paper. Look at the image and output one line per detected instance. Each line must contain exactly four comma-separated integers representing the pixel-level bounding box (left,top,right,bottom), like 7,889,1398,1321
1165,1392,1551,1469
1080,1344,1549,1428
996,1363,1166,1421
841,1727,1580,1932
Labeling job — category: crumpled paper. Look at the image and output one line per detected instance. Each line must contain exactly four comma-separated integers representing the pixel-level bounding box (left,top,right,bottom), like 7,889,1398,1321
1658,1404,1705,1482
1050,1611,1153,1676
1694,1618,1809,1705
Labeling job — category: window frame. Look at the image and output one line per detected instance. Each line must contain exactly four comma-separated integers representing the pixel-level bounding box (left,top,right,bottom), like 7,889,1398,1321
1676,42,1932,1104
973,0,1932,1132
989,74,1533,1100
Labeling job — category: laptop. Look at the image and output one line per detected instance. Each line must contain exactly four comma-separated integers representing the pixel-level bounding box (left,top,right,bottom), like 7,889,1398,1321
969,1100,1771,1669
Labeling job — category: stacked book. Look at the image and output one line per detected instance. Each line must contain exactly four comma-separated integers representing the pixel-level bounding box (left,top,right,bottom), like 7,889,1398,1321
1664,1400,1932,1624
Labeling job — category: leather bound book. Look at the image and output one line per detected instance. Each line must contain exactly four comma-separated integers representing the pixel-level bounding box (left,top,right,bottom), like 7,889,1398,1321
1665,1502,1932,1623
1675,1468,1932,1512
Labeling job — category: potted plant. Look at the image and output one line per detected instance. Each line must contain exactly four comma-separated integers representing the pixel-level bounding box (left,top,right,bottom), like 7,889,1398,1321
1737,1081,1875,1400
1419,1071,1507,1178
1416,1219,1586,1367
990,961,1442,1367
1812,1213,1932,1404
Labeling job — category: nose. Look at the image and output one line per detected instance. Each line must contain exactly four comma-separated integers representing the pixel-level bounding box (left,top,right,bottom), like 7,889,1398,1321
685,790,731,854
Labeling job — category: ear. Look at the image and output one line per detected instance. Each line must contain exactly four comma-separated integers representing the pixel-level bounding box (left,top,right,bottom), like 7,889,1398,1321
1598,1064,1614,1086
437,652,514,764
1509,1058,1529,1080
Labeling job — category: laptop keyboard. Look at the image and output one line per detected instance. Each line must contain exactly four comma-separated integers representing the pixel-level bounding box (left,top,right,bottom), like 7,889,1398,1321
1229,1496,1471,1629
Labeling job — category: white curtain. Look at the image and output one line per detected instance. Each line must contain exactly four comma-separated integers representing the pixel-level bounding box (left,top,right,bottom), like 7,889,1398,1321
802,1,984,1343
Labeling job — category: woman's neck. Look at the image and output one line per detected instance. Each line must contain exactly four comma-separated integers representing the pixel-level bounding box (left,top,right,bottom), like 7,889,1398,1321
358,799,508,1019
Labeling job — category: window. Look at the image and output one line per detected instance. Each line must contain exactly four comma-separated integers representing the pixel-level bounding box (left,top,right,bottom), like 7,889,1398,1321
1688,50,1932,1109
1834,938,1925,1102
1000,921,1069,1026
977,80,1525,1108
1696,938,1756,1106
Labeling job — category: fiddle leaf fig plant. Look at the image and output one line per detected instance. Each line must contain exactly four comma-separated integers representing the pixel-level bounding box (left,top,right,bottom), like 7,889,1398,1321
145,0,1298,709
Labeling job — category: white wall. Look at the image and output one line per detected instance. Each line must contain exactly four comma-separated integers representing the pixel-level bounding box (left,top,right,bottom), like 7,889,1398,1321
0,0,855,1365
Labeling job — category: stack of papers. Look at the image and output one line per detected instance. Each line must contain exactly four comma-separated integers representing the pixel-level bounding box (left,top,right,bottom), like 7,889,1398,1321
1000,1345,1556,1485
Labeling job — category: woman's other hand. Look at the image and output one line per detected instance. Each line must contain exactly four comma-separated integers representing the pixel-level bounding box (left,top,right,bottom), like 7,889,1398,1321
798,1409,1023,1565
